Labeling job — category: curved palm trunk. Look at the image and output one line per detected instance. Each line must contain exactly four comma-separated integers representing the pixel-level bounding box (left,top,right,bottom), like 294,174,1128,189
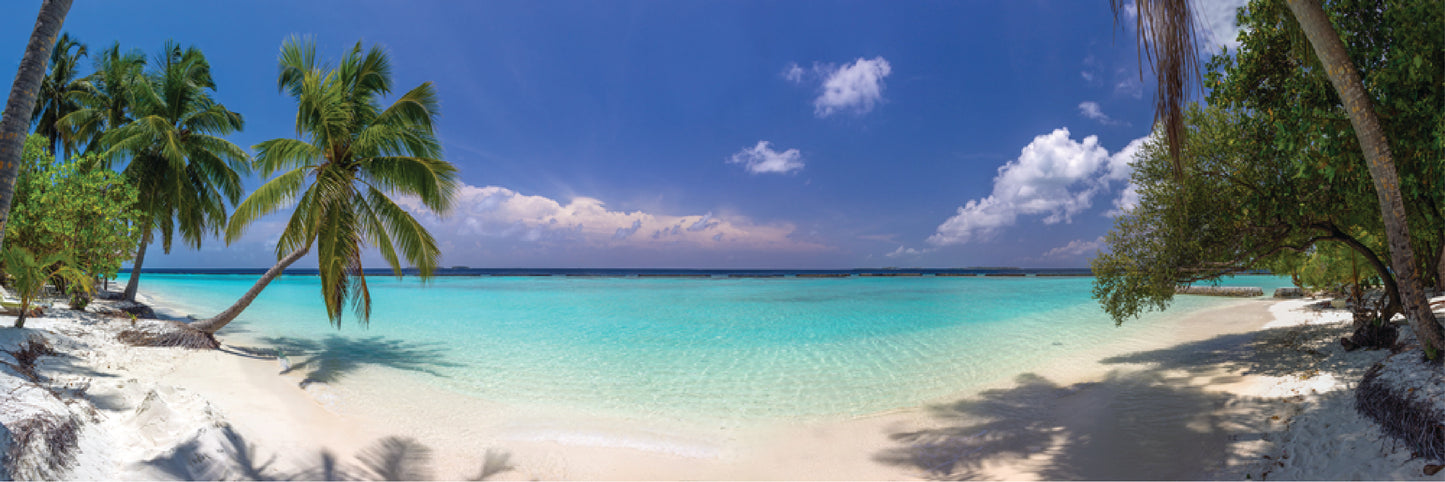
1330,226,1402,321
122,237,149,301
0,0,72,251
1285,0,1445,356
190,246,310,334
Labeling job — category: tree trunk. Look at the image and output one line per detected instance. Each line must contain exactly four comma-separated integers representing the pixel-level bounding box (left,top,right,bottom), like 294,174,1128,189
1331,227,1402,321
0,0,73,252
190,246,310,334
14,309,26,329
1436,234,1444,294
123,237,148,302
1286,0,1445,357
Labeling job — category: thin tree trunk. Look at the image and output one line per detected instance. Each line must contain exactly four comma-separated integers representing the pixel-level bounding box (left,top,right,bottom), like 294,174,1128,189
123,237,148,302
0,0,73,252
1436,232,1444,294
1330,226,1402,320
1286,0,1445,357
191,246,310,334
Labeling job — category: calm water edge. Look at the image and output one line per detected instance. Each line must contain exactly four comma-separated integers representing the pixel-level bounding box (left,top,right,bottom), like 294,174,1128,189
119,273,1293,421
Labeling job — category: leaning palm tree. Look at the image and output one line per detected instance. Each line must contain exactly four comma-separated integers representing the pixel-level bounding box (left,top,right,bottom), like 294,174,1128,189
1118,0,1445,356
189,38,457,335
98,41,249,302
57,42,146,156
0,0,74,253
31,32,86,160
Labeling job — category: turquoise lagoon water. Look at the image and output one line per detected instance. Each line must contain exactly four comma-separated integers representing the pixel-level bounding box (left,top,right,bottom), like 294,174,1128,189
120,273,1293,421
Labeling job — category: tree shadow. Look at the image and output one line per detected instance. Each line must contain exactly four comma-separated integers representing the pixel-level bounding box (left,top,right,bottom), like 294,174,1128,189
139,423,514,481
876,370,1277,480
875,322,1363,480
1100,322,1367,379
233,335,462,388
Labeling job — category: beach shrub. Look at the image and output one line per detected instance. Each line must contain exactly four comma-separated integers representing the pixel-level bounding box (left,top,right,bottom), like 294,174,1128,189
1,246,91,328
5,135,141,290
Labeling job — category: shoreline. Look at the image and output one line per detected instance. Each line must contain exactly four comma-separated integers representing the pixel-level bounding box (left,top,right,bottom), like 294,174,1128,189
1,293,1441,479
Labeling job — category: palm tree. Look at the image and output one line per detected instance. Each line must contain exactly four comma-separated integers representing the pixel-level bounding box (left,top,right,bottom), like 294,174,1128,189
98,41,249,302
31,32,86,160
57,43,146,156
0,0,74,253
190,38,457,334
1118,0,1445,355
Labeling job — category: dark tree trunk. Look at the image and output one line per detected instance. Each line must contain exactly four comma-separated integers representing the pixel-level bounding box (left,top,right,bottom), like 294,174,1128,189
190,246,310,334
123,237,148,302
1286,0,1445,357
0,0,72,251
1328,224,1403,321
1436,234,1444,294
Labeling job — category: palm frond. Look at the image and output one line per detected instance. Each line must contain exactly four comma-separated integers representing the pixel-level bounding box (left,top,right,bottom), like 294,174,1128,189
364,187,441,277
254,138,322,176
359,156,458,213
1114,0,1201,177
226,167,310,243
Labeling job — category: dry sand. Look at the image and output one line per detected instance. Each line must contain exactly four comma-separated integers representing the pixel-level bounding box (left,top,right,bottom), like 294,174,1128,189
2,294,1442,480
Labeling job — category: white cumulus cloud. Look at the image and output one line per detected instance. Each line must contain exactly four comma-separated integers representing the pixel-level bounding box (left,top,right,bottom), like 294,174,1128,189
797,57,892,118
1041,236,1107,260
782,62,806,84
1108,182,1141,216
1078,101,1126,125
927,128,1147,246
728,141,804,174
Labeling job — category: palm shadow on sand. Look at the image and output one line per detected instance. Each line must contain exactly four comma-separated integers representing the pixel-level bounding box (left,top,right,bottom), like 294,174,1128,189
229,335,463,387
140,423,514,481
875,321,1364,480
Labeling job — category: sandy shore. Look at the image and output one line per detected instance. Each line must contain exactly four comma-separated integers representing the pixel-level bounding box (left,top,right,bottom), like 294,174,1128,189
1,294,1442,480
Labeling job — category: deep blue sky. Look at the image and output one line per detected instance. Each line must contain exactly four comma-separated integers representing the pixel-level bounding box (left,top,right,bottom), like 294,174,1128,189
1,1,1245,269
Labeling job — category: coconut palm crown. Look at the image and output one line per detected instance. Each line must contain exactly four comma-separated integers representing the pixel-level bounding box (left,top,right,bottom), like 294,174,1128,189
199,38,457,332
59,42,147,156
32,32,87,160
98,40,249,301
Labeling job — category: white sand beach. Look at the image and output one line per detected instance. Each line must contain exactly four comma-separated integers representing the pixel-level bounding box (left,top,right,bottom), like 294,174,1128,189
1,294,1442,480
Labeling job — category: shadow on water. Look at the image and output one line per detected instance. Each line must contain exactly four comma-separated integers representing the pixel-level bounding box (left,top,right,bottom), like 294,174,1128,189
230,335,463,388
875,320,1361,480
140,423,514,481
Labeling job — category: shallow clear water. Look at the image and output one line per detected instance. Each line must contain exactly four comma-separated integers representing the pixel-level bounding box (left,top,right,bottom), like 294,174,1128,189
122,273,1293,421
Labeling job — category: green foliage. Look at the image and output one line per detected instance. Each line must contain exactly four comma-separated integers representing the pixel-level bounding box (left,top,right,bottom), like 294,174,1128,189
1,246,90,328
1093,104,1394,323
31,33,87,159
96,40,248,253
57,42,147,156
1096,0,1444,324
228,38,458,327
1207,0,1445,284
1268,231,1385,298
7,135,141,284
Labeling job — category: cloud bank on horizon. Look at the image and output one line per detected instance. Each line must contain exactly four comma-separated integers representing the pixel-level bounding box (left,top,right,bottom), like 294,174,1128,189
383,184,830,267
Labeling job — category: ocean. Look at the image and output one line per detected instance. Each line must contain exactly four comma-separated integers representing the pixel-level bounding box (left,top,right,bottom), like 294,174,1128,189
121,271,1294,422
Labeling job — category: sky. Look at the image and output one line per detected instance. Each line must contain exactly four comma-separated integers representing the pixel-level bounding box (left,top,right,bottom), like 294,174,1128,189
0,0,1248,269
